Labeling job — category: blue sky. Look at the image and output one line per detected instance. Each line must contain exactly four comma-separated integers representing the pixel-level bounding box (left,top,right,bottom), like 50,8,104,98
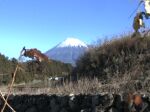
0,0,145,58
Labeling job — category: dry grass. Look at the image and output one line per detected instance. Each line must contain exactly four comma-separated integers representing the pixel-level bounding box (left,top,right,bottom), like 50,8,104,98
0,75,149,95
8,78,102,95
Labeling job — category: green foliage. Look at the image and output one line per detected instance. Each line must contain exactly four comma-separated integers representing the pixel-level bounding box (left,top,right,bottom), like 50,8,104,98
0,54,13,73
0,54,72,84
15,60,72,83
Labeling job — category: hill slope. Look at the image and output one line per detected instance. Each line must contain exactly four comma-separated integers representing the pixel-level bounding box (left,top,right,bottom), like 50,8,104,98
74,35,150,91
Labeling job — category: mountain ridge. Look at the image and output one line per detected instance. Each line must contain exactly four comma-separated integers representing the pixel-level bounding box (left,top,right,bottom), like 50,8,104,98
45,37,88,66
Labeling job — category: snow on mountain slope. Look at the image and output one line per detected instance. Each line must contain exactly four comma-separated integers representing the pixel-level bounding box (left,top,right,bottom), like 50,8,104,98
57,38,88,48
45,37,88,66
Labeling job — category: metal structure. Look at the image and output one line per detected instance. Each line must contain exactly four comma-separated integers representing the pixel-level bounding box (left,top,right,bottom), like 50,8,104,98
20,46,49,62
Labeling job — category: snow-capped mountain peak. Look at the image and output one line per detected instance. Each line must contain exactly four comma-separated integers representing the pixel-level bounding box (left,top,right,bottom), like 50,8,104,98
45,37,88,66
57,37,88,48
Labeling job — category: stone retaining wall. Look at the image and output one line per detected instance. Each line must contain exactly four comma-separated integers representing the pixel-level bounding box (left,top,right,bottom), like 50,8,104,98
0,93,150,112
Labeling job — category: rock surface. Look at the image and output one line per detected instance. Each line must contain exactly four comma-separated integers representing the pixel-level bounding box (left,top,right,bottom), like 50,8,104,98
0,93,149,112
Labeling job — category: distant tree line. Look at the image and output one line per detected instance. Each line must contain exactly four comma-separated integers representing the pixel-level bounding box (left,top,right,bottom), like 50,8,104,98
0,53,72,84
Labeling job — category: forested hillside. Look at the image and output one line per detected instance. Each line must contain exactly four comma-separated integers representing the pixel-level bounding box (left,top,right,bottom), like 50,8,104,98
0,54,72,84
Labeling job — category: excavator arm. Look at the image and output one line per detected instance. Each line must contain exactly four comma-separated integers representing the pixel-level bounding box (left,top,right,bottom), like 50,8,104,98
20,47,49,62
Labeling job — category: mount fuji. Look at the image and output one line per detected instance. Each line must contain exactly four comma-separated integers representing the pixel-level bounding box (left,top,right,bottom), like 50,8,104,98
45,38,88,66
